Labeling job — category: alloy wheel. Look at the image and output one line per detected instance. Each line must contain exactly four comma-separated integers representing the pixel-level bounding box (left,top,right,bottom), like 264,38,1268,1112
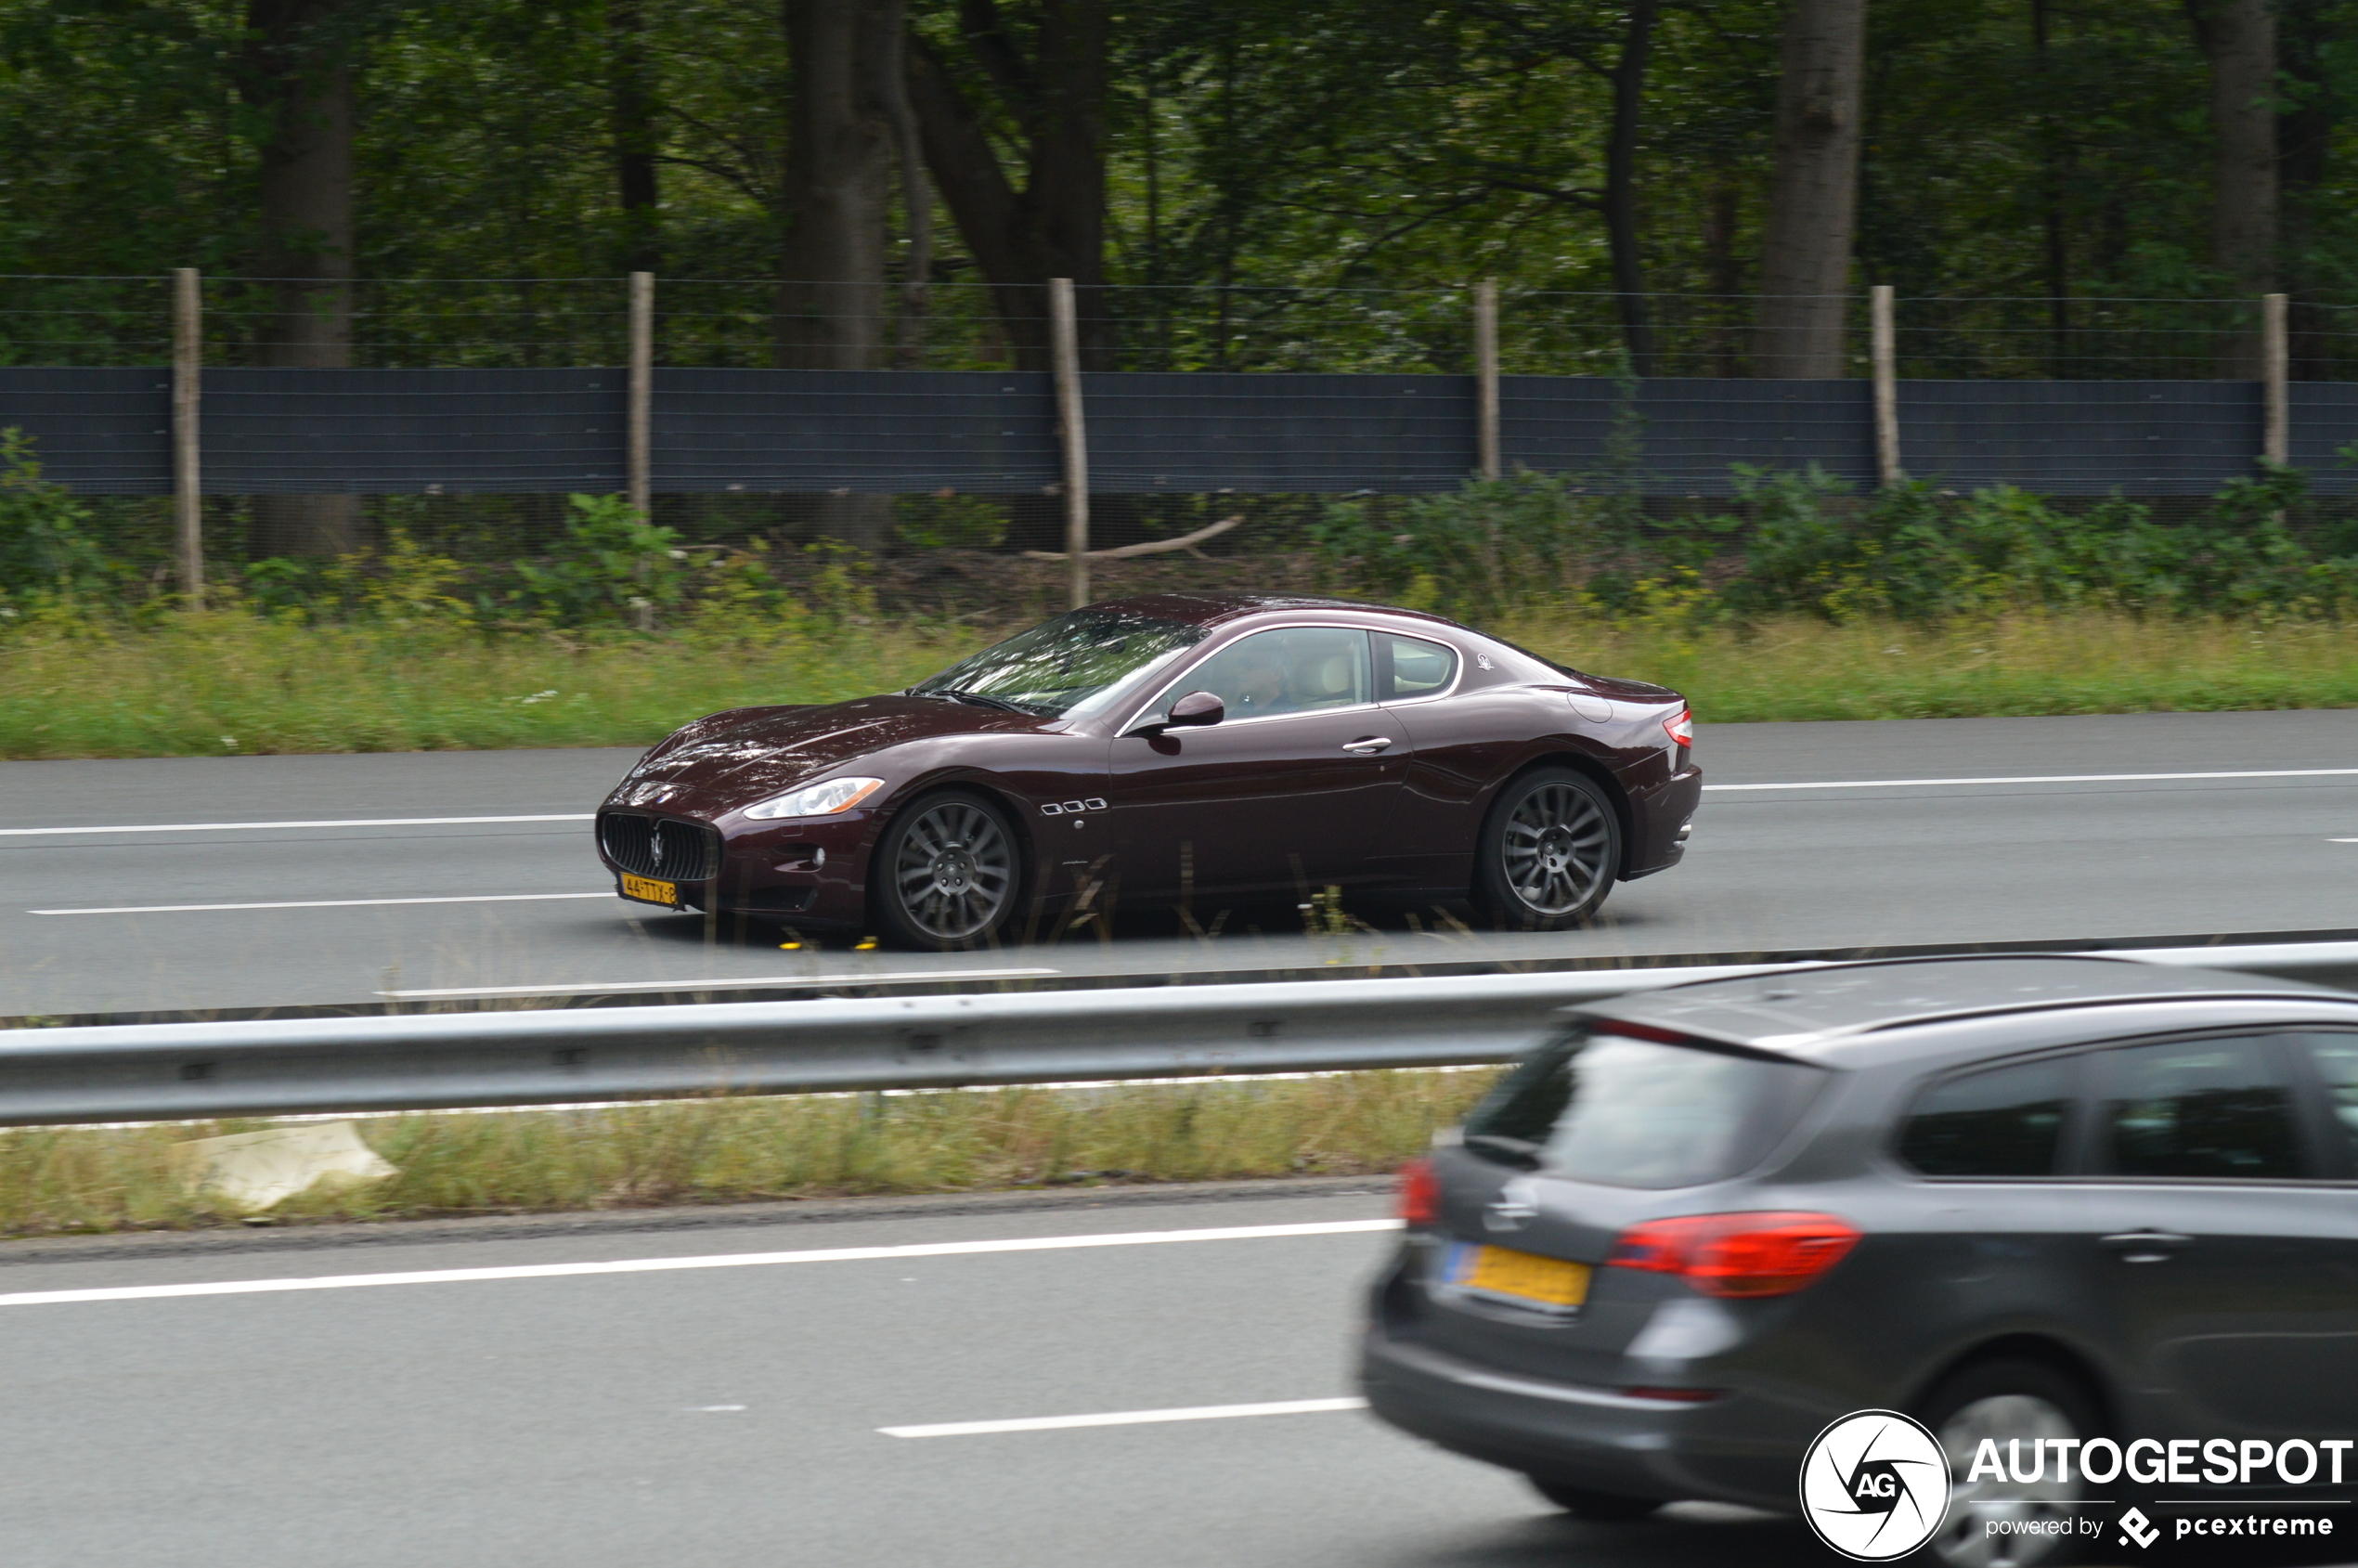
890,798,1016,942
1929,1393,2082,1568
1500,781,1612,916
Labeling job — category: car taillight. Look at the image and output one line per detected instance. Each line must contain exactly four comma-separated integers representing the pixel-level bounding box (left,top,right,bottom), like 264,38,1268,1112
1398,1159,1442,1226
1606,1212,1860,1299
1663,708,1693,748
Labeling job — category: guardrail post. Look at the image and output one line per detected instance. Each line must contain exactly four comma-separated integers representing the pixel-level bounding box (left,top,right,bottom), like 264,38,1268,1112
1473,279,1501,482
628,270,654,514
172,267,203,606
2263,291,2289,467
1872,283,1903,488
1049,277,1090,610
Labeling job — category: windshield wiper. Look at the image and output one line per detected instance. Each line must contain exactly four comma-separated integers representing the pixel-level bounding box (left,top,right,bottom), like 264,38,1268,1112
932,688,1035,714
1462,1132,1542,1169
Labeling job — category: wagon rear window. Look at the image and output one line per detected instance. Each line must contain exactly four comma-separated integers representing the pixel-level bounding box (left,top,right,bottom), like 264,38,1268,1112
1463,1029,1823,1189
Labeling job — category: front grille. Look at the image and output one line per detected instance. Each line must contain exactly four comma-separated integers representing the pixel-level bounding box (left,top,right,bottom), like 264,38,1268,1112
600,812,722,881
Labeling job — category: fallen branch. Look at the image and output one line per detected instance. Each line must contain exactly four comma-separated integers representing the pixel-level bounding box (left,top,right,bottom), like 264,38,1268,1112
1022,514,1243,561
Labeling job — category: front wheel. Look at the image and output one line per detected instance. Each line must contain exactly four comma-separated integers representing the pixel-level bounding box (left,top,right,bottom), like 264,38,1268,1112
871,789,1021,950
1473,768,1621,928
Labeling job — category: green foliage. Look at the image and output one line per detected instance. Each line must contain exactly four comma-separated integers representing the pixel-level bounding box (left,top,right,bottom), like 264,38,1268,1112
1311,471,1622,622
0,428,113,611
893,493,1010,550
1309,462,2358,627
504,493,689,628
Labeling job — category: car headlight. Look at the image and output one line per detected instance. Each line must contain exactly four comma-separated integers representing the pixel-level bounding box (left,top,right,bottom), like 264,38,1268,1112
741,776,885,821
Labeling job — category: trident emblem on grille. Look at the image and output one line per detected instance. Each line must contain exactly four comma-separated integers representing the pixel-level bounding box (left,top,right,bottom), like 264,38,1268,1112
649,833,666,869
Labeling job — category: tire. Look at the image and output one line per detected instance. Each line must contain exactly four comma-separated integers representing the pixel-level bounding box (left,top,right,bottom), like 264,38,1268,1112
1524,1475,1664,1521
1472,767,1622,928
1915,1358,2102,1568
870,789,1022,950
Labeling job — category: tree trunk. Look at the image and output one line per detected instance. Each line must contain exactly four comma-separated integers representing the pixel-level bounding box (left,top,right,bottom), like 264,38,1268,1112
609,0,661,274
903,0,1111,369
780,0,900,371
1753,0,1866,378
2275,0,2328,377
240,0,363,556
2191,0,2276,376
782,0,904,551
1604,0,1658,375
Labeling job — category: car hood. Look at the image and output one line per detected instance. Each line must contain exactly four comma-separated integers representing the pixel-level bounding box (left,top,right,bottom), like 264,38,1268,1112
603,695,1058,813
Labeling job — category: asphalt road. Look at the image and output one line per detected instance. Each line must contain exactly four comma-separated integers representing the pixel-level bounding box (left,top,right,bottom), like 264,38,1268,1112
6,707,2358,1017
0,1186,1829,1568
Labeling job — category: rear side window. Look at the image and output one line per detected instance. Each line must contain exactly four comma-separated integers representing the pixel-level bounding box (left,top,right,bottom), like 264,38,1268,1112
1379,634,1458,700
1463,1029,1823,1189
2294,1034,2358,1163
1898,1057,2075,1177
2096,1036,2307,1180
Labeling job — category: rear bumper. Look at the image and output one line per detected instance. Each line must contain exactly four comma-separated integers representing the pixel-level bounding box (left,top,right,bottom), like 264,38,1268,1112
1358,1328,1806,1511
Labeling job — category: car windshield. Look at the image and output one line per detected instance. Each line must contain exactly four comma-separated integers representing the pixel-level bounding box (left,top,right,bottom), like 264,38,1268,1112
908,608,1207,719
1462,1029,1824,1189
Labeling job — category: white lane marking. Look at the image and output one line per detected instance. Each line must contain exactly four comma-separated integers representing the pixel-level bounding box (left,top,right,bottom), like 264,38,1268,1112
0,1219,1401,1310
2334,838,2358,843
0,814,593,837
32,893,615,916
1707,768,2358,792
379,967,1061,998
689,1405,748,1413
880,1397,1367,1439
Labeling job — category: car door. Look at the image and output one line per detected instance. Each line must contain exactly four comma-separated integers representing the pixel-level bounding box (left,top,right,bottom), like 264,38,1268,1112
1108,626,1407,899
2076,1031,2347,1438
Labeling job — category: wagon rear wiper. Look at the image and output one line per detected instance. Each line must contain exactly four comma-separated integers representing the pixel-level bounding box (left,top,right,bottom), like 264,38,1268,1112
1462,1132,1543,1169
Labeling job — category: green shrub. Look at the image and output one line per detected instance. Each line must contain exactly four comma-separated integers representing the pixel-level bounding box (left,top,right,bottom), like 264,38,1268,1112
0,428,114,611
505,492,689,628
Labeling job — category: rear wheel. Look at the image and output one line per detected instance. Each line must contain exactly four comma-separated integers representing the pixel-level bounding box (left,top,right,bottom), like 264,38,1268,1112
872,789,1020,950
1918,1359,2098,1568
1473,768,1621,928
1524,1476,1664,1521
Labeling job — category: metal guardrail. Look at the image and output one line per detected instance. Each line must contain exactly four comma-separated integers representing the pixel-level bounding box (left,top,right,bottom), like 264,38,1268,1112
3,943,2355,1127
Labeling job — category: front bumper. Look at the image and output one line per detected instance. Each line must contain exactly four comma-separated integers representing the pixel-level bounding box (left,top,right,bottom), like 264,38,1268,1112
596,808,878,927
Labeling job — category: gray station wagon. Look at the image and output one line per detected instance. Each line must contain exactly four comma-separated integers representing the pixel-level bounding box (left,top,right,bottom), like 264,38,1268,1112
1358,954,2358,1566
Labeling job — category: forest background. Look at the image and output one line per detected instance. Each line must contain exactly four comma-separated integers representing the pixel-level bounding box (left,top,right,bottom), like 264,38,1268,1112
5,0,2358,758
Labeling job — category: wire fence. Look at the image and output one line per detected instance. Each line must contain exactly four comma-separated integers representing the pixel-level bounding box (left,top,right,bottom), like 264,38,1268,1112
5,275,2349,379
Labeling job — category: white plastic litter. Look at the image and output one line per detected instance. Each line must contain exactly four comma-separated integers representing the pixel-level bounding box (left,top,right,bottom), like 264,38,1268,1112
171,1121,399,1212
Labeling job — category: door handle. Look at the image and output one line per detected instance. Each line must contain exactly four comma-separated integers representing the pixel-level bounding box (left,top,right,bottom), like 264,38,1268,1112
1341,736,1393,754
2100,1230,2195,1263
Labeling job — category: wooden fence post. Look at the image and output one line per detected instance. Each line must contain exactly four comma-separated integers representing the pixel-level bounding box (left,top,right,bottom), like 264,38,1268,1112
1473,279,1501,481
2263,292,2289,468
628,271,654,514
1871,283,1903,488
171,267,203,606
1048,277,1090,610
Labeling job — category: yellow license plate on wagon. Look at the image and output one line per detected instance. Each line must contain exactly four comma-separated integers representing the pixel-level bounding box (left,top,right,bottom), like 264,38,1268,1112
619,873,679,906
1446,1243,1592,1308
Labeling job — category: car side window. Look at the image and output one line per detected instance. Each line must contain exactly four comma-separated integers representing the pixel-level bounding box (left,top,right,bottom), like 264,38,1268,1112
1379,634,1458,701
2096,1035,2308,1180
2293,1033,2358,1165
1179,628,1371,719
1898,1056,2077,1176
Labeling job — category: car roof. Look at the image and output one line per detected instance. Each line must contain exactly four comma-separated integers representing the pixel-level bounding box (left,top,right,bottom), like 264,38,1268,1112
1570,954,2355,1064
1085,591,1466,633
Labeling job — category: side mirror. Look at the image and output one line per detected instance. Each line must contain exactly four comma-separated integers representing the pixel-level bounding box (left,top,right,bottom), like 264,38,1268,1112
1167,691,1224,727
1125,690,1224,737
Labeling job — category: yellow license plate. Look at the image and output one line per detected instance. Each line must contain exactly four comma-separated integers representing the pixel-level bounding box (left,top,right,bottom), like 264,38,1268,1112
619,872,679,906
1448,1243,1592,1308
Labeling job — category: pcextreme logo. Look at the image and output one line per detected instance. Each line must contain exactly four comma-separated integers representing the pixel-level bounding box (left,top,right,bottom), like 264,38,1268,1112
1798,1409,1953,1562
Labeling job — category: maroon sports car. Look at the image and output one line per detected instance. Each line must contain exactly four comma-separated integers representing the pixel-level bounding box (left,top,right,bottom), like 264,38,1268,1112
595,593,1699,949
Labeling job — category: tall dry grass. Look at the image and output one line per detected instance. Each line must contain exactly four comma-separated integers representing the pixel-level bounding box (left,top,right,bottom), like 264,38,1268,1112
0,1069,1492,1238
6,603,2355,760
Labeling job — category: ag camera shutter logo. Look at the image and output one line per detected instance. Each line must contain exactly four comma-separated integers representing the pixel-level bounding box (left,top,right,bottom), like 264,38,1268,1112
1799,1409,1953,1562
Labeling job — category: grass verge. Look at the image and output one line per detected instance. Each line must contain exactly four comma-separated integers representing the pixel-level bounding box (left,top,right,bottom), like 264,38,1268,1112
0,1070,1489,1238
5,604,2357,760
